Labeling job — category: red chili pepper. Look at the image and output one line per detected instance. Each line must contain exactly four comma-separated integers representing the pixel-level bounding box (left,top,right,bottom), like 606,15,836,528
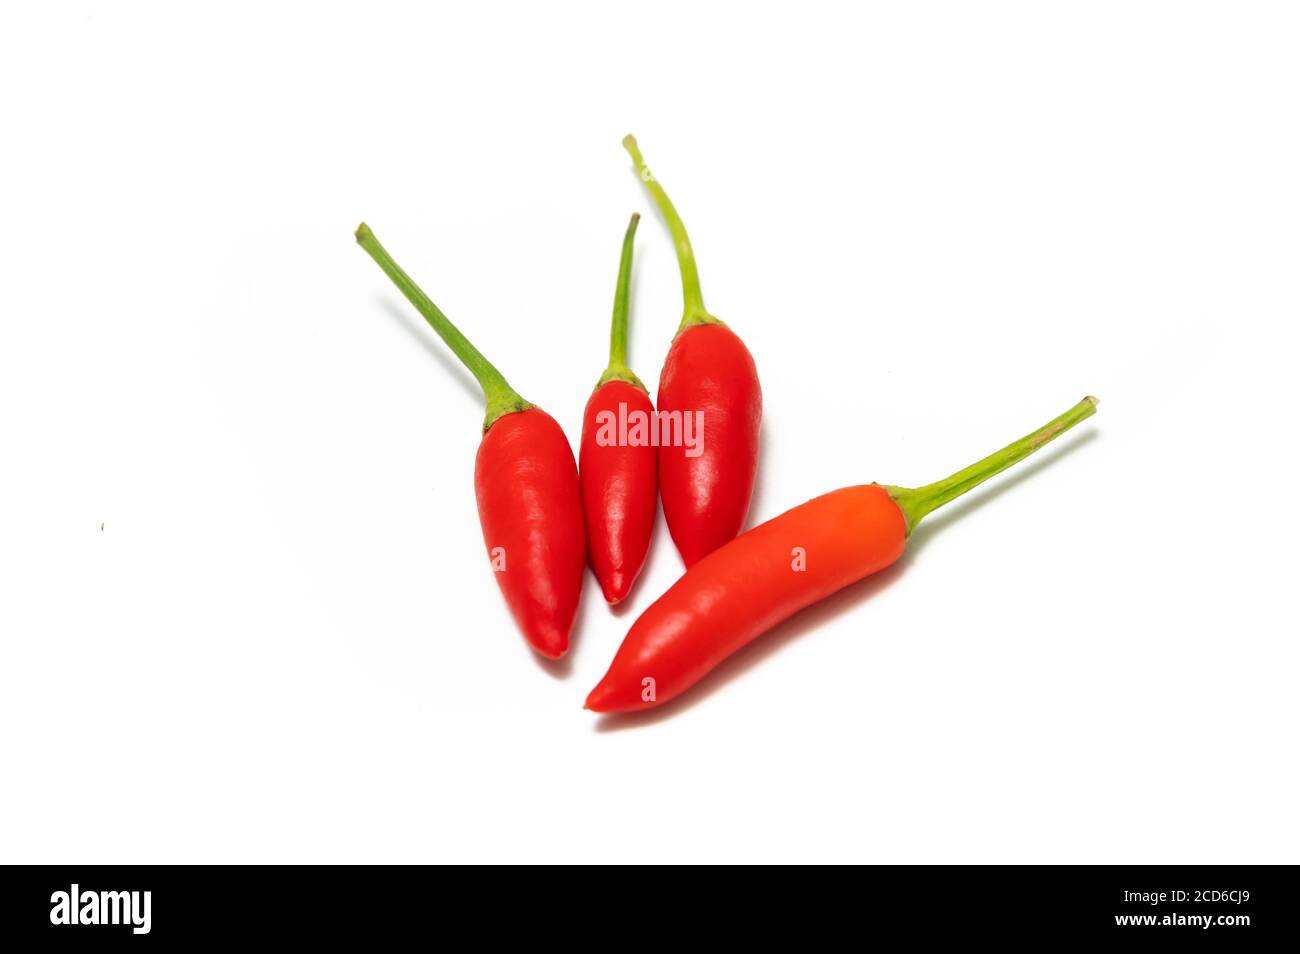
624,136,762,567
586,397,1098,712
356,224,584,659
579,214,658,604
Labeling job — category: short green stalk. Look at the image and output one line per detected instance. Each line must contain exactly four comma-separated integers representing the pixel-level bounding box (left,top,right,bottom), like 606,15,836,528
886,396,1099,534
355,223,532,431
597,213,647,390
622,135,720,333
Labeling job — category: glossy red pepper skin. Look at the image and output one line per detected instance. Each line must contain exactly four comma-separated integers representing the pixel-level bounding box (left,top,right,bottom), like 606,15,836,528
475,407,585,659
579,380,657,604
621,137,762,567
658,323,762,566
585,484,905,712
357,223,591,660
587,396,1099,712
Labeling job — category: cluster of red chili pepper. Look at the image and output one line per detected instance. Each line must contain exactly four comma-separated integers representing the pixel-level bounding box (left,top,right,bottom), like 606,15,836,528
356,136,1098,714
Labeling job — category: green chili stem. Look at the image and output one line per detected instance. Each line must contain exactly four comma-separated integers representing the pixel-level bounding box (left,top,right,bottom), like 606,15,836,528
622,135,715,331
887,396,1099,533
598,213,647,390
355,223,532,430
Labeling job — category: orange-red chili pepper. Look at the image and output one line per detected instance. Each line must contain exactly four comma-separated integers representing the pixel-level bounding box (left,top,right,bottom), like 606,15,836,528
579,214,658,604
357,224,585,659
624,136,762,568
586,397,1098,712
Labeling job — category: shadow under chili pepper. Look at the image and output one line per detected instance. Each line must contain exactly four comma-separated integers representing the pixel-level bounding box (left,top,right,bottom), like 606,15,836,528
533,653,574,679
743,419,773,533
593,427,1099,729
592,560,910,731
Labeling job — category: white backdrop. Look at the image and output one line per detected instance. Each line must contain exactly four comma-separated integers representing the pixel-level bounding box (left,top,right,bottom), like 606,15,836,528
2,2,1297,863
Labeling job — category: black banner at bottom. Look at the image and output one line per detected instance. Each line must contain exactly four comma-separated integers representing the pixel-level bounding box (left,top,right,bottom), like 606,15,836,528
0,865,1291,943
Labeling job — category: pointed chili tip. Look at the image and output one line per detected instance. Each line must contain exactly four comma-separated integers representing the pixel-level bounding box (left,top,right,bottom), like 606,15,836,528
599,565,635,604
354,222,372,244
527,622,569,660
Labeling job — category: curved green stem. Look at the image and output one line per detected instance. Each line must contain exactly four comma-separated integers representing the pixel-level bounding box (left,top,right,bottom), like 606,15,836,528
622,135,717,332
598,213,647,390
886,396,1099,534
607,213,640,371
355,223,532,431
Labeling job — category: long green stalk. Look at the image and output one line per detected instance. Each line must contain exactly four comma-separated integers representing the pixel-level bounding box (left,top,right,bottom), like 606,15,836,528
623,135,717,332
887,397,1099,533
356,223,531,430
598,213,646,390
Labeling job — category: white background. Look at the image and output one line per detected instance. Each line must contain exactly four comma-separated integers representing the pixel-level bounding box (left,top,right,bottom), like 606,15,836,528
2,2,1297,863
